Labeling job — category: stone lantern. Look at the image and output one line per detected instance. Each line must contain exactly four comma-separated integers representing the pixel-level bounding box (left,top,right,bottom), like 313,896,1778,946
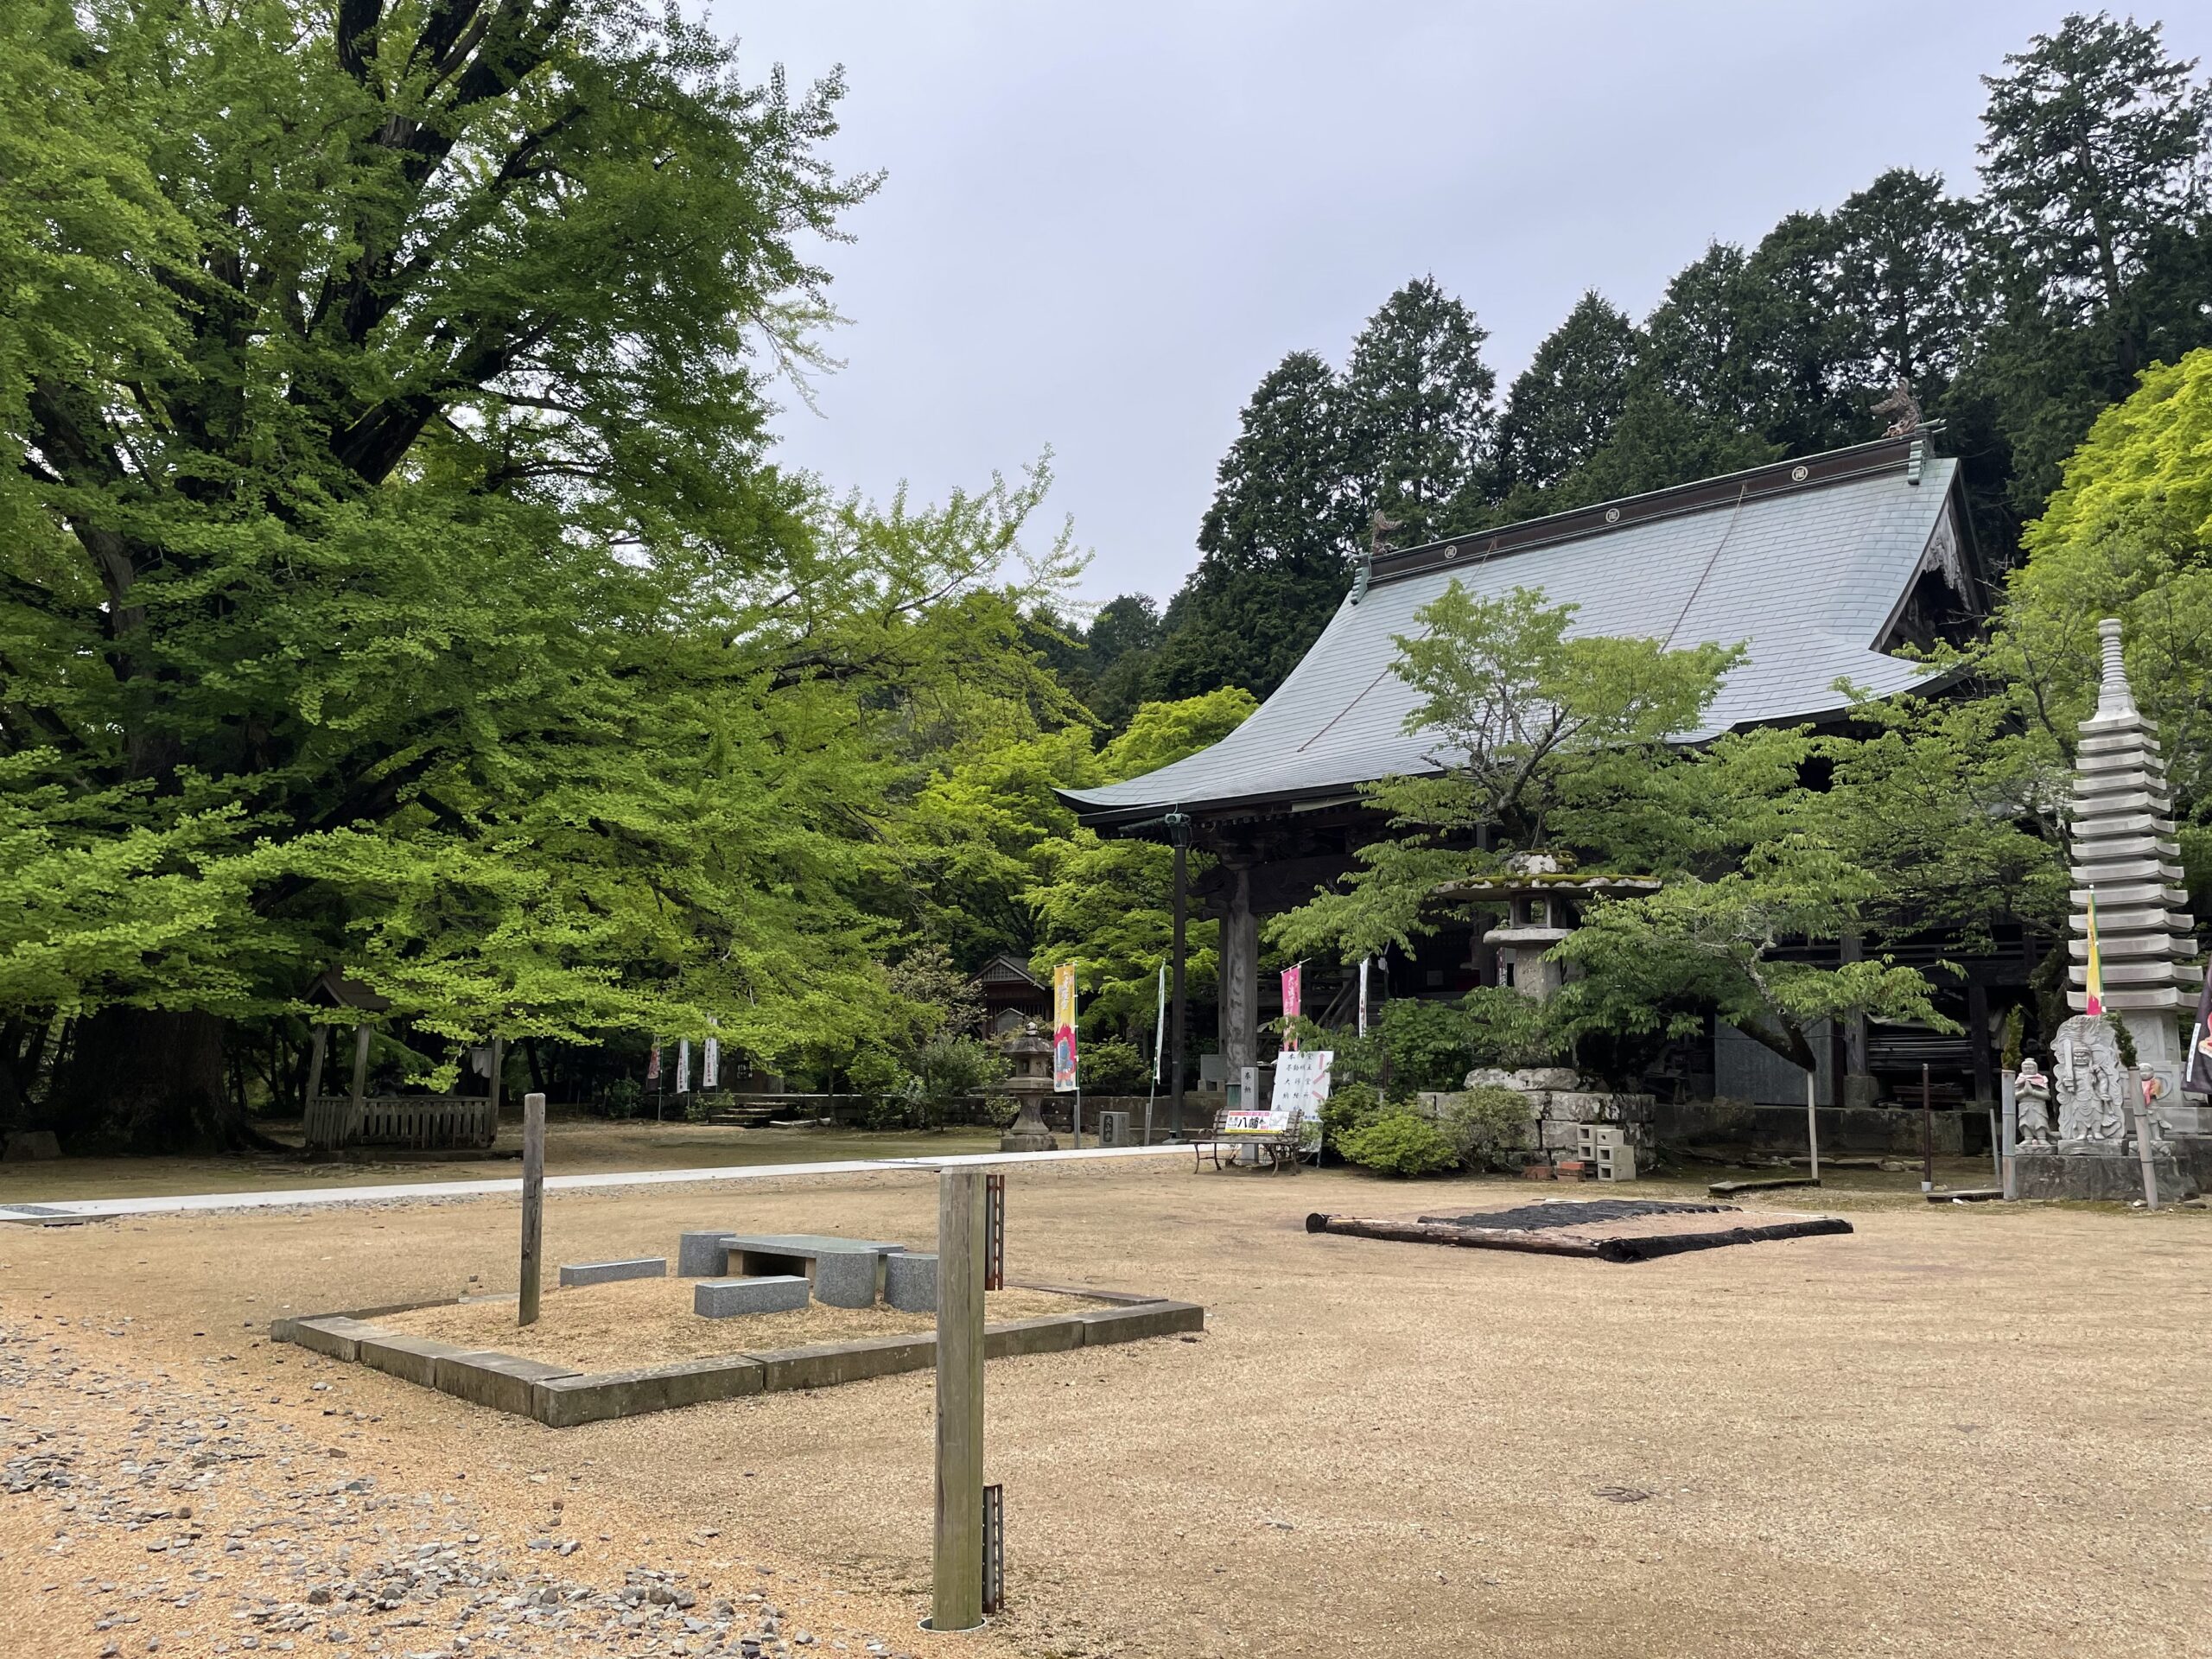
1440,853,1662,1001
997,1020,1059,1153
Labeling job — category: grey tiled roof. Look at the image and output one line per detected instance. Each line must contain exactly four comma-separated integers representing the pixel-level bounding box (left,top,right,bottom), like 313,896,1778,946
1066,448,1961,821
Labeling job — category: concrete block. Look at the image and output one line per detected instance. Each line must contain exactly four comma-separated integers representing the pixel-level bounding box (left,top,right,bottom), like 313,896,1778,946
883,1251,938,1313
677,1230,734,1277
356,1332,472,1388
1076,1300,1205,1347
533,1356,766,1427
557,1256,667,1287
747,1334,937,1391
271,1315,381,1362
695,1275,810,1318
433,1351,579,1415
1,1130,60,1162
983,1314,1085,1358
809,1248,880,1308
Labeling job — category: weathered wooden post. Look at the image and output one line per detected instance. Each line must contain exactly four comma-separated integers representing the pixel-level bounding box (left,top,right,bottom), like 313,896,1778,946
1804,1066,1820,1184
349,1022,372,1128
1919,1064,1934,1194
932,1166,986,1632
489,1033,505,1118
305,1025,329,1109
519,1090,546,1326
2127,1069,2159,1211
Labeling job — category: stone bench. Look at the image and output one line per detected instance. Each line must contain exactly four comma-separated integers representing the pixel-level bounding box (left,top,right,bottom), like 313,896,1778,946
696,1276,810,1318
557,1256,667,1287
678,1231,908,1307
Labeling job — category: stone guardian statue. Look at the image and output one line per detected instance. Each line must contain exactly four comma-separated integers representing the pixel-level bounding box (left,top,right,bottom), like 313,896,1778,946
2051,1014,2127,1146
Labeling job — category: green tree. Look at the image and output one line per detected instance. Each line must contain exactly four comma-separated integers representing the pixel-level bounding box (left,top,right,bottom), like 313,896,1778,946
1340,276,1497,542
1494,291,1639,505
1991,346,2212,880
1147,350,1357,701
1967,12,2212,513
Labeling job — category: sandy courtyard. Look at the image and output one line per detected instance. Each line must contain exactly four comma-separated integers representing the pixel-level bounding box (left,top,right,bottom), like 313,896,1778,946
3,1157,2208,1657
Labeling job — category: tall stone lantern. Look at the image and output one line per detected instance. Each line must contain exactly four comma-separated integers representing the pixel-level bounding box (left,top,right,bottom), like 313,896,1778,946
996,1020,1058,1154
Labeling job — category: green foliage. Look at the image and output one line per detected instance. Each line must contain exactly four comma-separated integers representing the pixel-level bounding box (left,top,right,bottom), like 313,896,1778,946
911,1035,1010,1126
2001,1005,2027,1074
2106,1012,2138,1071
1496,292,1638,502
1375,1000,1479,1095
1441,1086,1535,1173
1319,1079,1385,1151
602,1078,644,1121
1077,1039,1150,1096
1337,1108,1459,1177
1341,277,1497,543
1459,988,1565,1070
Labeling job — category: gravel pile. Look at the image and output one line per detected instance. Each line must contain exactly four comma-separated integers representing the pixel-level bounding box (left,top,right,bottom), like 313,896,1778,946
0,1318,915,1657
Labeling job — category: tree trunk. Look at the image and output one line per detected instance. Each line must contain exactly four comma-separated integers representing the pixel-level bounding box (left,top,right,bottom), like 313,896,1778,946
46,1007,280,1153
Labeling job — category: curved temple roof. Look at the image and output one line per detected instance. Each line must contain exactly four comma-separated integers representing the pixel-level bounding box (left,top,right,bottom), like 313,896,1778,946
1065,436,1969,825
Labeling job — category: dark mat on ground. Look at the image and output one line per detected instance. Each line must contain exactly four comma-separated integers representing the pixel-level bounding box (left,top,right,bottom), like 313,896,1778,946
1416,1198,1733,1231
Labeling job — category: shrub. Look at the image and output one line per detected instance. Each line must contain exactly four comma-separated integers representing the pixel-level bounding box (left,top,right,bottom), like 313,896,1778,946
1338,1108,1459,1177
1442,1084,1533,1171
602,1077,643,1120
1377,1000,1478,1092
1319,1078,1385,1153
1077,1038,1150,1096
912,1034,1009,1127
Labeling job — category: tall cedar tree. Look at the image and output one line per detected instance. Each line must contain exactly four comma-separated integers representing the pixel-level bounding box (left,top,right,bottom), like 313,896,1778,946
1966,13,2212,516
1340,276,1497,544
1147,350,1357,701
1495,291,1637,503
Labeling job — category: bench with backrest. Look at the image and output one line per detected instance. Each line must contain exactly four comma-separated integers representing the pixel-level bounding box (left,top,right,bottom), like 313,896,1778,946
1192,1109,1308,1173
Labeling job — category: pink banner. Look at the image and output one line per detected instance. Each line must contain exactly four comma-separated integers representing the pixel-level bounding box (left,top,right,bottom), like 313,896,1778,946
1281,964,1302,1050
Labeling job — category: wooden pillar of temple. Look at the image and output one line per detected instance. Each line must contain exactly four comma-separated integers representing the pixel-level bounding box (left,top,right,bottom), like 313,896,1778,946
1217,860,1258,1083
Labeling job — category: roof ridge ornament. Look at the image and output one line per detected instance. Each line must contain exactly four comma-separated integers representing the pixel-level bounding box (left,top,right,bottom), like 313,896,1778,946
1352,508,1402,605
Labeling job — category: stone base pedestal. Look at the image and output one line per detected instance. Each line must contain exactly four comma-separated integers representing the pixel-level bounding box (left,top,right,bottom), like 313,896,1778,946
2013,1145,2194,1204
1840,1075,1883,1110
999,1096,1058,1154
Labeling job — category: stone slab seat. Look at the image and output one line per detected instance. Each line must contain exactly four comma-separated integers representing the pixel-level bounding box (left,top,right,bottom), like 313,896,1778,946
558,1256,666,1287
696,1275,810,1318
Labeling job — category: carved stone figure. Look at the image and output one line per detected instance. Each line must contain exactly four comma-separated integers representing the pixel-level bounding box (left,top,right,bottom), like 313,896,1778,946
1872,377,1923,437
2051,1014,2126,1146
2013,1058,2055,1149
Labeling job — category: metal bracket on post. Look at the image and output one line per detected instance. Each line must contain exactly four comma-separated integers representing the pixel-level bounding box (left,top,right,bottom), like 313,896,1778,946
984,1173,1005,1293
982,1484,1004,1616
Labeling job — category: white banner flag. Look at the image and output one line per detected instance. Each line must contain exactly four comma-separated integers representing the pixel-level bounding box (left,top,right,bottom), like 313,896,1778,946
676,1038,691,1095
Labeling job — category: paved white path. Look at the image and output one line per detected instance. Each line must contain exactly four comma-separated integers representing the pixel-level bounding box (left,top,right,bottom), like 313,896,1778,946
0,1141,1189,1224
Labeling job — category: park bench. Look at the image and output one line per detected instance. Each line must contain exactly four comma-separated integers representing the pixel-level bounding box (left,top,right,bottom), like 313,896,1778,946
1192,1109,1310,1173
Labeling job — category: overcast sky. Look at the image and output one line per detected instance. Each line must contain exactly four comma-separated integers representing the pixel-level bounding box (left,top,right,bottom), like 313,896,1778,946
713,3,2209,608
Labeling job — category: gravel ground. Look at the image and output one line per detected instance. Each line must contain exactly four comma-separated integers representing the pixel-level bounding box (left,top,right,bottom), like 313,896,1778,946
385,1285,1077,1370
4,1158,2209,1657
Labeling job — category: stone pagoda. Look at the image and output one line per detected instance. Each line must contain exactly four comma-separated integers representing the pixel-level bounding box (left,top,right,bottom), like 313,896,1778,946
2018,618,2209,1200
2065,619,2205,1119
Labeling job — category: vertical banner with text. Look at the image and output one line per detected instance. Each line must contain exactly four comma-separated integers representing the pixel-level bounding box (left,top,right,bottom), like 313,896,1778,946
1052,963,1078,1094
1281,963,1302,1050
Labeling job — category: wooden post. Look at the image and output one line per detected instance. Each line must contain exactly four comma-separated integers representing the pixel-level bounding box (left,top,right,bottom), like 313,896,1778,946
489,1034,505,1119
349,1022,372,1142
1920,1063,1934,1194
304,1025,329,1109
1999,1069,2018,1201
932,1166,986,1633
519,1091,546,1326
1168,819,1189,1141
1804,1065,1820,1184
2128,1069,2159,1211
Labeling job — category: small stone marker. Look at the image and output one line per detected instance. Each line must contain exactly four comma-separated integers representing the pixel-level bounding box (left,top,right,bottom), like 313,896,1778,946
886,1251,938,1313
557,1257,667,1287
677,1230,734,1278
810,1248,880,1308
695,1276,810,1319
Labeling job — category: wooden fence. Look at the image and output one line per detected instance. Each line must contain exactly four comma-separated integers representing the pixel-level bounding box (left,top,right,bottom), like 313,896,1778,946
305,1094,499,1153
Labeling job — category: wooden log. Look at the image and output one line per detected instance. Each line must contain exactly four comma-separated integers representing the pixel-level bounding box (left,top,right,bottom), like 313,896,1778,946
349,1023,372,1132
1707,1176,1821,1196
932,1167,986,1632
519,1091,546,1327
305,1026,329,1115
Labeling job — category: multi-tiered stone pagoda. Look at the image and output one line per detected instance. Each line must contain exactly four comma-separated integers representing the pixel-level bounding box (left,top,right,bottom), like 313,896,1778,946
2019,619,2209,1199
2066,618,2205,1122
